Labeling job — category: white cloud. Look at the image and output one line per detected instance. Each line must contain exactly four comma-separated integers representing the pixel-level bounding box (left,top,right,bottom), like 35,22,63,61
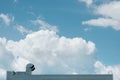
94,61,120,80
32,19,59,32
0,38,14,70
78,0,93,6
11,57,30,71
16,25,33,34
82,18,120,30
5,30,96,74
0,13,13,26
0,68,6,80
96,1,120,20
0,29,96,79
82,1,120,31
0,38,14,80
0,13,96,75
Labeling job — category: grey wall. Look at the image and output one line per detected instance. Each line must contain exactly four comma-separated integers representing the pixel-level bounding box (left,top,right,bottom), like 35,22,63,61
7,71,113,80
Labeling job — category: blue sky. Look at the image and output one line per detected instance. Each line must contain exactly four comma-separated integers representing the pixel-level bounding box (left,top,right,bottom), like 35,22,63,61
0,0,120,80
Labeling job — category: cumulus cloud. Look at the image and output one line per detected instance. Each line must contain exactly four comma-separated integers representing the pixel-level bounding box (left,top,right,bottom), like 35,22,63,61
6,30,96,74
0,29,96,79
94,61,120,80
0,13,13,26
0,38,14,80
82,1,120,31
0,38,14,70
11,57,30,71
16,25,33,34
32,19,59,32
0,68,6,80
82,18,120,30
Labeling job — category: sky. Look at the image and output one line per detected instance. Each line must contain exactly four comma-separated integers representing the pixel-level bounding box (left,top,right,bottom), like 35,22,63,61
0,0,120,80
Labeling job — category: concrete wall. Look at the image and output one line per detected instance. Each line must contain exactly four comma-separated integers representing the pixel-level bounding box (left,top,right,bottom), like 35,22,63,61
7,71,113,80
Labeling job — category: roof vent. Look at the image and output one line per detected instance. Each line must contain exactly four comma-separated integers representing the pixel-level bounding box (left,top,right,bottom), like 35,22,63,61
26,63,35,74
